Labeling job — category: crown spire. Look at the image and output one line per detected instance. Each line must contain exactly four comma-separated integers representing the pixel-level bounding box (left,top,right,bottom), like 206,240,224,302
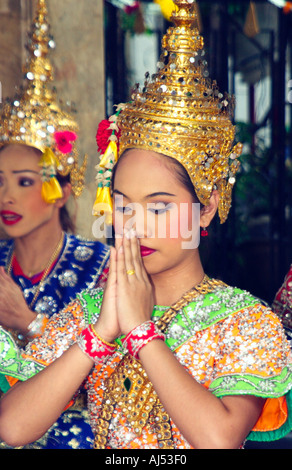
114,0,243,223
23,0,55,102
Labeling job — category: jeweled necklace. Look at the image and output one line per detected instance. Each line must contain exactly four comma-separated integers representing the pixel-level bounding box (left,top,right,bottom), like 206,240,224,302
6,231,65,309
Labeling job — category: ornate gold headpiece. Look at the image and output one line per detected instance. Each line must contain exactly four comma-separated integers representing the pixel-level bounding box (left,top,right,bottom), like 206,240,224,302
0,0,87,201
95,0,242,224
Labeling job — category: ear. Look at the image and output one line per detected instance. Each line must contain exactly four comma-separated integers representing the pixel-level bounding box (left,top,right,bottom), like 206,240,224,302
200,190,219,228
54,182,72,209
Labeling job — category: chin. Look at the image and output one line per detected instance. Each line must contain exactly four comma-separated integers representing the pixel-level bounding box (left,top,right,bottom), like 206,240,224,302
143,259,170,277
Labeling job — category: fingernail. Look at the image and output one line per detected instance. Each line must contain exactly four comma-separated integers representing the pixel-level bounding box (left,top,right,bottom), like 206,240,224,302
125,228,134,239
129,228,137,239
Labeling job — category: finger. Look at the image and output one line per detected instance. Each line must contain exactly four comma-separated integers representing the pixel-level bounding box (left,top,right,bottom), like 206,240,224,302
107,247,117,285
123,230,136,280
0,266,8,278
115,235,123,252
116,237,127,284
0,267,12,285
129,232,144,280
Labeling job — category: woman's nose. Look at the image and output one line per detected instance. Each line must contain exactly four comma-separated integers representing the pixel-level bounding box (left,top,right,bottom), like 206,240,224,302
0,183,16,204
128,204,153,239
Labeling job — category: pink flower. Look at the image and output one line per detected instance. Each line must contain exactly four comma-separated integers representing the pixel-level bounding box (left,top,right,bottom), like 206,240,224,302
54,131,78,154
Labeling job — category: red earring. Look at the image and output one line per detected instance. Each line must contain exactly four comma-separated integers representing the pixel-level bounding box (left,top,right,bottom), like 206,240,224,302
201,227,209,237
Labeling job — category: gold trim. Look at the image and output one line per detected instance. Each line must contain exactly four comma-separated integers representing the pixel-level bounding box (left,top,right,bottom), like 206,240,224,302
94,276,226,449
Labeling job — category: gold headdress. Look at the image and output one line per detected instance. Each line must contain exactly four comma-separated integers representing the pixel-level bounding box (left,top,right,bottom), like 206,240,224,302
95,0,242,223
0,0,87,202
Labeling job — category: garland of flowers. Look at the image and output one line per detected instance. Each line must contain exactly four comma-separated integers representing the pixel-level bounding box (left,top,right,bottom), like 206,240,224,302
39,131,78,204
93,104,125,224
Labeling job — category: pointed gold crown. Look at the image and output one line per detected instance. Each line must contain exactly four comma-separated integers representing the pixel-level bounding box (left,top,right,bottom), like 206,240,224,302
0,0,87,198
116,0,242,223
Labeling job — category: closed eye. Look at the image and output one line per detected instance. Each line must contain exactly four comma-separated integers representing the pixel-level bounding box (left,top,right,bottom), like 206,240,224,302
147,202,173,215
115,205,133,214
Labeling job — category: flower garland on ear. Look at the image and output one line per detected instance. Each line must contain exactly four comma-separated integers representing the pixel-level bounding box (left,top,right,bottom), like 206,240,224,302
93,104,125,224
39,148,63,204
39,130,78,204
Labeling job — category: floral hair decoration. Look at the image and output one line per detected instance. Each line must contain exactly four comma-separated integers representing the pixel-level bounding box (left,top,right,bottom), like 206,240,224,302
93,105,124,224
54,131,78,155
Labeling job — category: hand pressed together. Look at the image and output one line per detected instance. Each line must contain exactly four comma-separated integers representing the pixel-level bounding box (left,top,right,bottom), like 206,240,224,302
94,230,154,341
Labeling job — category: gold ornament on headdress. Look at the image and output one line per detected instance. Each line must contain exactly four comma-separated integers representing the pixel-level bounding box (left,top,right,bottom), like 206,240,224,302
94,0,242,223
110,0,241,224
0,0,87,202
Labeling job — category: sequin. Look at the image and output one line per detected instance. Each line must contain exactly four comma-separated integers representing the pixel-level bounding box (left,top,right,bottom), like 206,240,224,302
2,280,292,449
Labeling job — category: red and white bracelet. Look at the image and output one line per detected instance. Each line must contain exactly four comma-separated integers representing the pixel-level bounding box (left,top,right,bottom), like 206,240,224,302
122,321,165,359
77,325,117,364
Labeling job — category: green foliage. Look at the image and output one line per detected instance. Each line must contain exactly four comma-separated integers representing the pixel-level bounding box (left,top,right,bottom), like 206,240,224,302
234,122,275,244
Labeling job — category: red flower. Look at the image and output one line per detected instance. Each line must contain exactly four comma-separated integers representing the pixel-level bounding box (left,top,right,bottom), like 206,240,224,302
125,1,140,15
284,2,292,13
96,119,121,154
54,131,78,154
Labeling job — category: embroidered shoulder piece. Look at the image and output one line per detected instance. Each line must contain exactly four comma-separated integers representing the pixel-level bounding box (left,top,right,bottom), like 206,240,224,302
162,286,260,351
77,282,260,353
0,327,44,389
77,287,104,326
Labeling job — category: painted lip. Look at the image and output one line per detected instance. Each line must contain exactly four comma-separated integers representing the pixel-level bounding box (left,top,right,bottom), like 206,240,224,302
0,210,22,226
140,245,156,257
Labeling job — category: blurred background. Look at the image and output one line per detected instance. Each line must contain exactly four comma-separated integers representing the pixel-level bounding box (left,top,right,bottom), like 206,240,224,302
1,0,292,305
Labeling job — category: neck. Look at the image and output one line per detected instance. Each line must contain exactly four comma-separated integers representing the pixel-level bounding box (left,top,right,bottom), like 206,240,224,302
150,251,205,306
12,225,64,277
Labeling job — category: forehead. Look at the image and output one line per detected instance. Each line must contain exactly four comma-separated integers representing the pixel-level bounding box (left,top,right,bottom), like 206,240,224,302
0,145,41,171
114,150,180,189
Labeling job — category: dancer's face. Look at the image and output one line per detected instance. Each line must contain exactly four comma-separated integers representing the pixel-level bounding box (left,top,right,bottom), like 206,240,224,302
0,144,59,238
112,149,201,276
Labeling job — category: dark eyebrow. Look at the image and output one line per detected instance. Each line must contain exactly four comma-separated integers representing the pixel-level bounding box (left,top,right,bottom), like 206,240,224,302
146,192,176,198
113,189,176,199
0,169,40,175
12,170,40,175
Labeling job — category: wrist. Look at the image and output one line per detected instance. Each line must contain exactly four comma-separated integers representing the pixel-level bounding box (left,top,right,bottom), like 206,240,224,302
77,325,117,364
93,320,117,345
25,312,49,338
122,321,165,359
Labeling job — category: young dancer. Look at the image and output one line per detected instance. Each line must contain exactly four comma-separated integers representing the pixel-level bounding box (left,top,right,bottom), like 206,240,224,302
0,0,291,449
0,0,108,449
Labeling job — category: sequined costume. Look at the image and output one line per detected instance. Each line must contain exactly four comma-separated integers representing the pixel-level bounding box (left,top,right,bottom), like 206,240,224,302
0,236,109,449
0,234,109,329
1,280,292,449
273,265,292,330
0,0,109,449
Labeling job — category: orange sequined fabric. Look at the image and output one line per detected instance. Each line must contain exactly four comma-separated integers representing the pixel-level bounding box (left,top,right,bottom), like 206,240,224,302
10,284,292,448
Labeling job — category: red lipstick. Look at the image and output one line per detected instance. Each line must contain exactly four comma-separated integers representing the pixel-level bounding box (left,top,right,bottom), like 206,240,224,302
0,211,22,226
140,245,156,257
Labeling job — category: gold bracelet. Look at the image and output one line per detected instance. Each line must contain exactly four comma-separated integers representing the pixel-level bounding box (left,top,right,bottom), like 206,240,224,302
90,325,117,349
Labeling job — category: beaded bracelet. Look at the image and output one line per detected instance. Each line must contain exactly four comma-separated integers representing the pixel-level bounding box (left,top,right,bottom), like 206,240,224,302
122,321,165,359
77,325,117,364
